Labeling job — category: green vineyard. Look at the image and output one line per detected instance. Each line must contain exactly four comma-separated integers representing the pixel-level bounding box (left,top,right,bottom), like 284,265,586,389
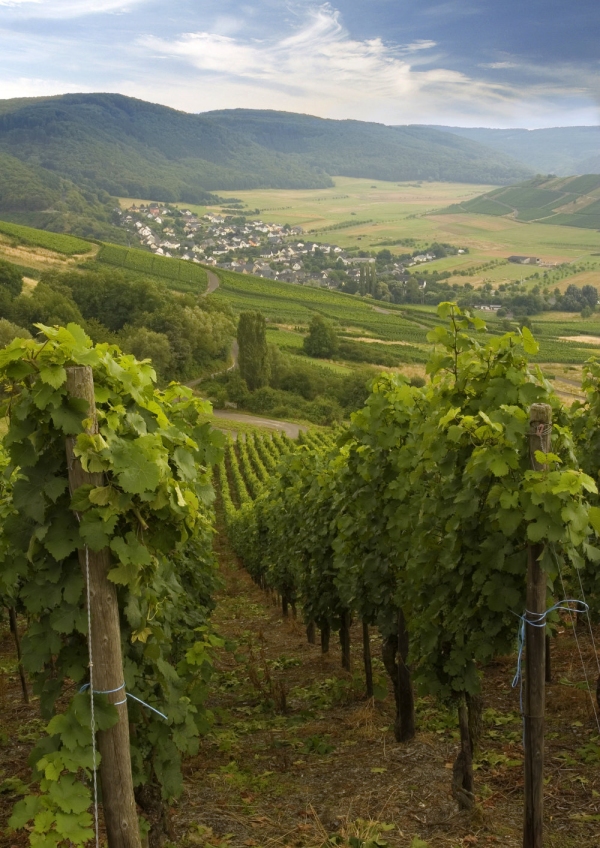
97,243,208,293
2,310,600,847
0,219,93,255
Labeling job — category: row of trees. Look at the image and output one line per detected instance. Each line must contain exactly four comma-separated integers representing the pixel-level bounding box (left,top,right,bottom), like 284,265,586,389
225,304,600,811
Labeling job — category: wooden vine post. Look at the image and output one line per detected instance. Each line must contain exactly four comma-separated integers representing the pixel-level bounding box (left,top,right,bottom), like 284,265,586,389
523,402,551,848
65,366,142,848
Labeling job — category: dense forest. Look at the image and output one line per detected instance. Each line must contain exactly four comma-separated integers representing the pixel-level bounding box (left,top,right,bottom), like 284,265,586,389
0,150,119,240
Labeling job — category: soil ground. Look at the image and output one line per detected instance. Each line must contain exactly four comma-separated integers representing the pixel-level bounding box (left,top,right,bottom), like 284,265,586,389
2,509,600,848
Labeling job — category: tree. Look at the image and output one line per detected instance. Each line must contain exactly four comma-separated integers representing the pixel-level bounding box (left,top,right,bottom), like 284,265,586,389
121,326,172,380
0,259,23,298
237,311,270,391
0,317,30,347
303,314,338,359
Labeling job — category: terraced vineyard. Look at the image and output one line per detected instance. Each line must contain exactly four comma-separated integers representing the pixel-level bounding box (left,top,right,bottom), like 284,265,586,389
445,174,600,228
211,268,600,368
97,243,208,293
0,219,93,255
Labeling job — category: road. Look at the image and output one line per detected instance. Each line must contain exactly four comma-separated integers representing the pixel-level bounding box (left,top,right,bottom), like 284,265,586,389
211,410,305,438
202,269,220,296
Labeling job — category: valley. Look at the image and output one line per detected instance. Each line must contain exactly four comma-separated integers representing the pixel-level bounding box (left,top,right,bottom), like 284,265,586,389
2,177,600,416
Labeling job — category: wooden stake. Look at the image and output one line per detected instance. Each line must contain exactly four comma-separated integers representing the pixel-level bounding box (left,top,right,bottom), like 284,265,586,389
8,606,29,703
339,609,351,671
362,621,373,699
65,366,141,848
523,402,551,848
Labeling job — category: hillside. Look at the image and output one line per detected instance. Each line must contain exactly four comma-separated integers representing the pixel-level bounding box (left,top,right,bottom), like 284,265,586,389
442,174,600,228
0,94,531,212
420,125,600,176
0,148,121,239
202,109,532,185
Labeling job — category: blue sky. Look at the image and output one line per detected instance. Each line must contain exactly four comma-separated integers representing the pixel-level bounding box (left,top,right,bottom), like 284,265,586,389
0,0,598,127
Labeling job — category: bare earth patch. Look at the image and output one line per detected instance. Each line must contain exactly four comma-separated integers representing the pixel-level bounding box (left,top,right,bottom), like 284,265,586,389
560,335,600,345
346,337,414,346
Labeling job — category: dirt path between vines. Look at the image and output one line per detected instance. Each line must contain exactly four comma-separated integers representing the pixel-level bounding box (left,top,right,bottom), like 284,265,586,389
203,269,221,296
168,515,600,848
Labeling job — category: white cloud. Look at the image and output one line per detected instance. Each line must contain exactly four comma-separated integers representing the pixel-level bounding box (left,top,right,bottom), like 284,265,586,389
0,0,145,16
137,5,597,126
0,77,91,99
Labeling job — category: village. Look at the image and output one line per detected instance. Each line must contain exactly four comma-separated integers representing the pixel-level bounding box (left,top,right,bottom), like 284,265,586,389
117,202,441,289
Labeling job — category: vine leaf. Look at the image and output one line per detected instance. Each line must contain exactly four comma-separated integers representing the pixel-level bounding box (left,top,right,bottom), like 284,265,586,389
111,441,161,494
521,327,539,355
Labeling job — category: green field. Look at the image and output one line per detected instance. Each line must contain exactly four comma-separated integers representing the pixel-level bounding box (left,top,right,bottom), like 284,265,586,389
97,243,207,294
0,220,94,255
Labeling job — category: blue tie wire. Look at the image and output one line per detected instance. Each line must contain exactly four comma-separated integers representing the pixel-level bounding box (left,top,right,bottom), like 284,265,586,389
512,599,589,714
80,681,168,721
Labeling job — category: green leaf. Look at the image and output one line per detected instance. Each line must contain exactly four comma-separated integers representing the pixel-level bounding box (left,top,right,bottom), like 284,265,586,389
534,450,561,465
79,510,118,550
489,457,509,477
51,405,85,435
54,811,94,844
88,486,112,506
8,794,44,829
521,326,539,354
94,385,111,404
44,512,79,560
589,506,600,535
111,440,161,494
110,532,152,567
39,364,67,389
173,447,197,482
48,775,93,815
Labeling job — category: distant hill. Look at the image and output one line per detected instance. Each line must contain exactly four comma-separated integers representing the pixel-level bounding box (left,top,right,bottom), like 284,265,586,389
202,108,531,185
442,174,600,228
419,126,600,176
0,94,531,209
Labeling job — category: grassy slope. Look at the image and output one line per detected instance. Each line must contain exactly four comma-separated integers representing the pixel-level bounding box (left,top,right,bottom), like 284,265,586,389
444,175,600,228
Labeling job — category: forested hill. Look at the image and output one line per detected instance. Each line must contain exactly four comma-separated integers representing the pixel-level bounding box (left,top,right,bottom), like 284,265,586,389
420,125,600,177
201,108,532,185
0,148,121,240
0,94,531,207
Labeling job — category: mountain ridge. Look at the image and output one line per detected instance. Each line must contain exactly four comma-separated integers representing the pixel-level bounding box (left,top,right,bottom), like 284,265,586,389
0,93,531,201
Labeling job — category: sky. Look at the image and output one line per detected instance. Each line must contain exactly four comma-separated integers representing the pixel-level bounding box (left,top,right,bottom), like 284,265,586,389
0,0,598,128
